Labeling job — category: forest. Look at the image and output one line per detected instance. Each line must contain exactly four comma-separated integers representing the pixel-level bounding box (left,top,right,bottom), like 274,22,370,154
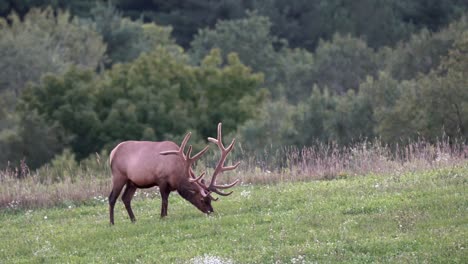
0,0,467,169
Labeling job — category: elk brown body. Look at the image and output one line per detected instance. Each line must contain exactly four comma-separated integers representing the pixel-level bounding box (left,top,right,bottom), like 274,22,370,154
108,123,239,225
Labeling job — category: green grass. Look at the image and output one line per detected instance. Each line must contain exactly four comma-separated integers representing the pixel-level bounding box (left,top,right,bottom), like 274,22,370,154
0,165,467,263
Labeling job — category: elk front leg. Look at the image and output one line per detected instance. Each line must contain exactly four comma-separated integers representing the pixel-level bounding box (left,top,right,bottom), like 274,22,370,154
160,186,170,217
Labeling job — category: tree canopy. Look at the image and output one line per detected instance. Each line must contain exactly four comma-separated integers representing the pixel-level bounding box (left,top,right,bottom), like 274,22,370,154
0,1,467,169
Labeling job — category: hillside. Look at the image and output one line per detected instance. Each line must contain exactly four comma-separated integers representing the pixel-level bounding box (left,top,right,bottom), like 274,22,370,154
1,165,466,263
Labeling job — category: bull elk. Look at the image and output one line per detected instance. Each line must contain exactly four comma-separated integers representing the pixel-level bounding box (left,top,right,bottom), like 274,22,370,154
108,123,240,225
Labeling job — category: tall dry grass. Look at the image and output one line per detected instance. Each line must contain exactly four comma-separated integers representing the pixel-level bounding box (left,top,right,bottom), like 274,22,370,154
1,139,467,210
233,139,467,183
0,156,110,209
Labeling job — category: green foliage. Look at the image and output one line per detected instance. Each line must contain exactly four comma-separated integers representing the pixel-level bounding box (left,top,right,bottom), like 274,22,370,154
190,13,320,102
0,7,106,95
252,0,468,50
324,90,375,144
0,110,66,169
359,72,404,141
115,0,247,49
312,33,378,94
19,67,100,160
288,86,372,146
237,98,298,151
196,50,266,136
2,0,467,52
0,7,106,168
1,1,467,168
0,90,16,130
293,87,336,145
252,0,408,50
97,47,264,147
17,47,263,167
274,48,315,103
190,13,282,86
239,86,375,148
384,35,468,141
361,31,468,143
35,148,109,183
38,148,79,182
96,47,194,146
88,2,180,66
0,0,98,18
381,16,468,81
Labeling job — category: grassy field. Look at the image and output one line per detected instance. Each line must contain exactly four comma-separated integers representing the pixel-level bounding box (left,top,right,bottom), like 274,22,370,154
0,165,467,263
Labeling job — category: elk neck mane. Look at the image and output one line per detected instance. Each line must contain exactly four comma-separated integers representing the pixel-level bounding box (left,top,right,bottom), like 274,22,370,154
176,179,198,200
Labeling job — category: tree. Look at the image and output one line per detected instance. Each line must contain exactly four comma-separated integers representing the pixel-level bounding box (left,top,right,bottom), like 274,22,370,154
361,31,468,143
95,47,194,148
0,0,97,18
114,0,248,49
195,49,266,138
391,33,468,141
359,72,403,141
324,90,375,145
19,68,101,160
0,7,106,168
190,12,321,102
17,47,264,167
274,47,315,103
237,98,298,151
380,16,468,81
190,12,283,86
0,7,106,96
251,0,468,50
88,2,180,66
2,0,467,52
0,90,16,130
293,86,336,146
0,110,67,169
311,34,378,94
434,31,468,139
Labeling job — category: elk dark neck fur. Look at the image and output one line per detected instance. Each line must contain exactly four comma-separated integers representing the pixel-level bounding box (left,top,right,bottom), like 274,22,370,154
176,178,197,201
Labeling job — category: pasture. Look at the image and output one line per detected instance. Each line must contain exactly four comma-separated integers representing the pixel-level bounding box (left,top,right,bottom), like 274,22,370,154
0,165,466,263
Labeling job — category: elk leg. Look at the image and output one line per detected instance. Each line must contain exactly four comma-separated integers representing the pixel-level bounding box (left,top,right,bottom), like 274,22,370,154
160,186,170,218
109,175,126,225
122,182,137,223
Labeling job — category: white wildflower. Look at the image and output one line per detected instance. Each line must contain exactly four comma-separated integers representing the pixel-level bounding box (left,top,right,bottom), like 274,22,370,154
190,254,235,264
240,190,251,198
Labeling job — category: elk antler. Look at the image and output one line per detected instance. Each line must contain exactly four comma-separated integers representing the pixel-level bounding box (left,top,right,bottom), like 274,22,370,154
189,169,219,201
193,123,240,197
160,132,209,170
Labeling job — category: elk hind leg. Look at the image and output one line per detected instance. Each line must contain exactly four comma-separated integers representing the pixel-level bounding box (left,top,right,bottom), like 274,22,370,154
109,175,126,225
122,182,137,222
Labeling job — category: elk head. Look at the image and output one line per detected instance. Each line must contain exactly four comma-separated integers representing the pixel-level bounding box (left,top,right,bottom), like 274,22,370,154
160,123,240,214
